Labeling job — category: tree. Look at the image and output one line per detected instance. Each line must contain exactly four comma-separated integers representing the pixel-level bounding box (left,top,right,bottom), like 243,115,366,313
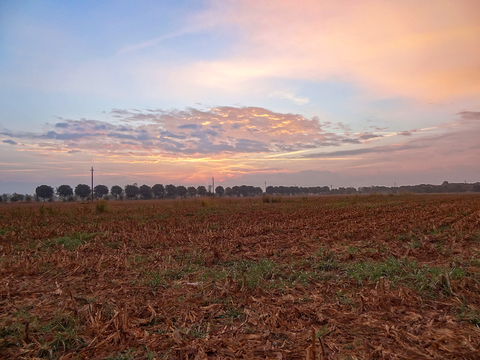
36,185,54,202
57,185,73,200
176,185,187,198
125,184,140,199
10,193,22,202
215,186,224,197
165,184,176,198
187,186,197,197
197,186,207,196
231,186,240,197
152,184,165,199
320,186,330,193
111,185,123,199
75,184,91,200
94,184,109,199
139,184,152,199
254,187,263,196
240,185,249,197
225,187,232,197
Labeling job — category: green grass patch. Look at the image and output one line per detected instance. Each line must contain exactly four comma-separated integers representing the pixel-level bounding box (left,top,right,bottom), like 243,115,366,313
346,257,467,298
202,258,320,289
347,246,358,255
456,305,480,325
41,232,97,251
312,251,341,271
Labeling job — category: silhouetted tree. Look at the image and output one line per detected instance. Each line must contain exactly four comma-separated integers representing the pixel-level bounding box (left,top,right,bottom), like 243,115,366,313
75,184,91,200
124,184,140,199
36,185,54,202
10,193,22,202
165,184,177,198
111,185,123,199
152,184,165,199
197,186,207,196
176,185,187,198
57,185,73,201
139,184,152,199
240,185,249,197
231,186,240,197
215,186,224,197
231,185,240,196
225,187,232,196
187,186,197,197
94,184,109,199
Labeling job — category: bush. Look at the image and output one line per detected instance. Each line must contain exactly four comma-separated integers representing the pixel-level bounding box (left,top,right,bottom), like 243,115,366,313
262,194,282,203
95,201,109,214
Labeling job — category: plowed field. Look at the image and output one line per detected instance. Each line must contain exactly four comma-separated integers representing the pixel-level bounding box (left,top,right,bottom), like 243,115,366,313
1,194,480,359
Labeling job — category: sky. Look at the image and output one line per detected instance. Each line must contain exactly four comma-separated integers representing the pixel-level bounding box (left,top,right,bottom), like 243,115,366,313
1,0,479,194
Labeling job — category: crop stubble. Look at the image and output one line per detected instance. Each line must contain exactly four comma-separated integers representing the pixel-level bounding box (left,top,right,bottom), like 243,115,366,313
0,194,480,359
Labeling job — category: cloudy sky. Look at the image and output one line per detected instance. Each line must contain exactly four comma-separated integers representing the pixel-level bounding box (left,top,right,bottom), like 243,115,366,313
1,0,479,193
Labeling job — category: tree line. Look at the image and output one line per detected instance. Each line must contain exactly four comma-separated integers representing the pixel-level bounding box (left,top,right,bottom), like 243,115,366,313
358,181,480,194
28,183,211,202
30,183,264,202
1,180,479,203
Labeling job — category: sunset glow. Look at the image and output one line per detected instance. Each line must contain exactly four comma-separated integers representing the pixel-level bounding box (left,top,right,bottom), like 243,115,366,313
1,0,479,193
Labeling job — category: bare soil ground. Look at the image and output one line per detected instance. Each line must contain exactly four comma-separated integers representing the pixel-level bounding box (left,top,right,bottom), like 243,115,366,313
1,194,480,359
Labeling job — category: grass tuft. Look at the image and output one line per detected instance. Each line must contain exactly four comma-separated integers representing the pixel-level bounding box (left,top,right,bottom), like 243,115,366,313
41,232,97,251
95,200,109,213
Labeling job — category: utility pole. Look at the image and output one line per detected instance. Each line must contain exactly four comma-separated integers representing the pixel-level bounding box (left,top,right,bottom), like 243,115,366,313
212,177,214,197
91,167,94,202
265,181,267,193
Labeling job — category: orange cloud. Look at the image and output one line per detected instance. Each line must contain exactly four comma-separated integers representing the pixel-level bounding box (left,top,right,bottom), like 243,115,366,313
186,0,480,101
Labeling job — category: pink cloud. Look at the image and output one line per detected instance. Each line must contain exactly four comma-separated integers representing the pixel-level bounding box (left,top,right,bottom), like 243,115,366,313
2,105,478,188
187,0,480,101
